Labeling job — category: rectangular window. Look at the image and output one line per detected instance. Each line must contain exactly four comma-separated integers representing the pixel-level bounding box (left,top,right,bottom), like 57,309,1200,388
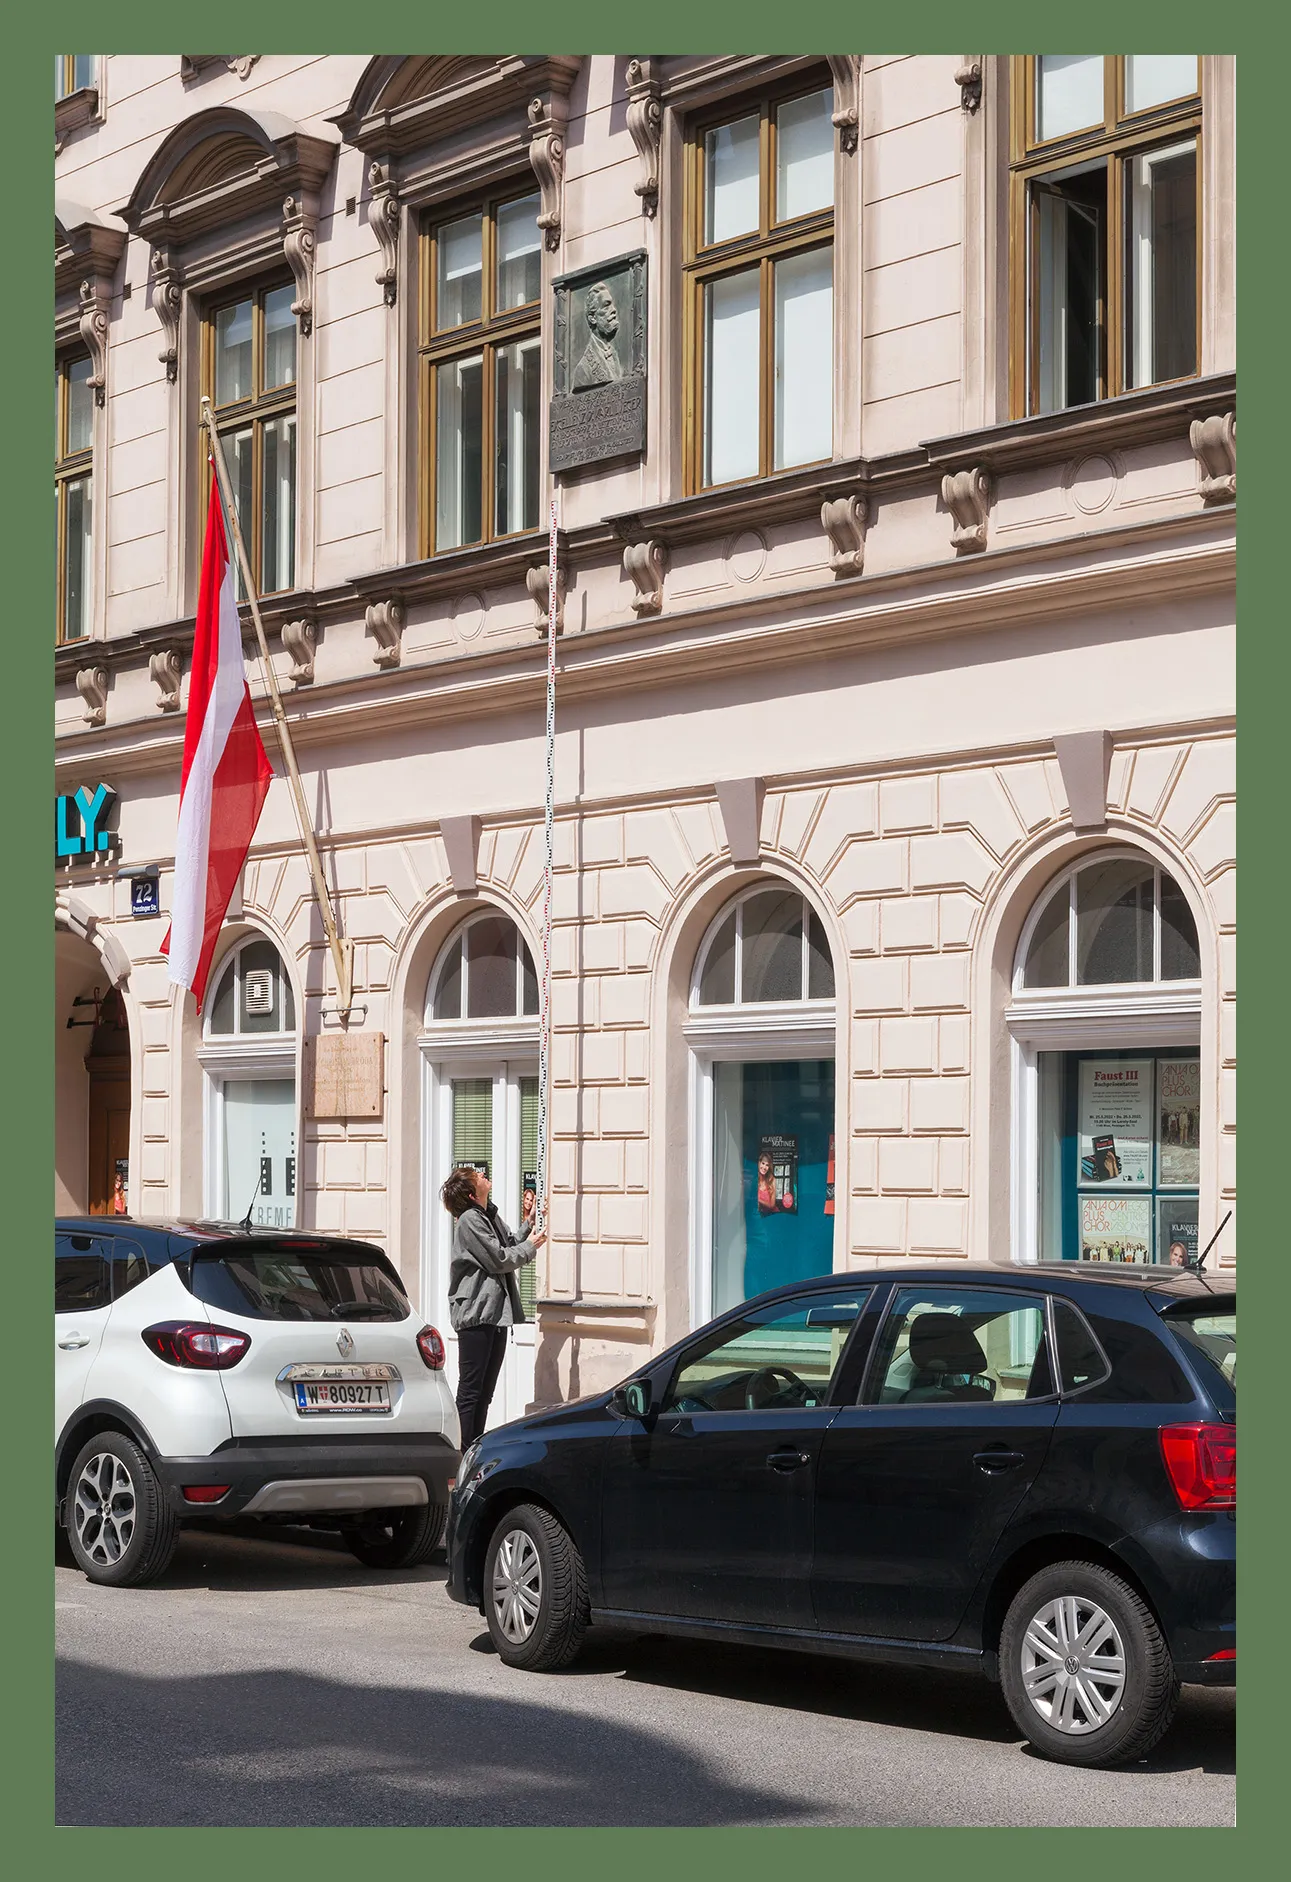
55,353,94,642
1012,56,1200,415
420,190,543,555
55,54,97,100
687,78,835,491
202,281,298,597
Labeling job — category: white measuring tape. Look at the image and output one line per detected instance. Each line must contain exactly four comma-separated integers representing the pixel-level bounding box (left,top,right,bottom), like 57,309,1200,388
535,497,559,1234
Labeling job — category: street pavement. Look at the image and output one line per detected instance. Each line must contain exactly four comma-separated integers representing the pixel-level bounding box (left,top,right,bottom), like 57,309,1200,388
56,1522,1235,1828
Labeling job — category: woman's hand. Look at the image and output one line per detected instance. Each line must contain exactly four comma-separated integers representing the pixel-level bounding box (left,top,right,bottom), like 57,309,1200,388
530,1229,547,1250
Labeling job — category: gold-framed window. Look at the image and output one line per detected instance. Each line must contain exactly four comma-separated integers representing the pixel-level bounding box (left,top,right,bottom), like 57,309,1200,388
418,187,543,556
1010,55,1202,417
683,73,835,493
201,279,298,597
55,352,94,643
55,55,96,100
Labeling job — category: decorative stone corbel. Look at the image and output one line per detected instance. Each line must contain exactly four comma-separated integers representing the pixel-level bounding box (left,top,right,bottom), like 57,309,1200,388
1189,412,1236,504
527,95,568,251
76,666,108,727
827,56,861,155
368,161,402,306
77,278,110,406
181,56,261,82
527,562,566,635
150,247,183,383
281,618,317,685
148,647,182,711
623,539,667,616
365,598,404,669
625,59,663,217
820,493,868,577
955,61,984,114
281,196,316,337
941,466,992,554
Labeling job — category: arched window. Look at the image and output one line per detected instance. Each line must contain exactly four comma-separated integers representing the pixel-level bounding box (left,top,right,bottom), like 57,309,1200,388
686,884,839,1320
200,934,298,1229
1007,850,1202,1267
427,910,539,1022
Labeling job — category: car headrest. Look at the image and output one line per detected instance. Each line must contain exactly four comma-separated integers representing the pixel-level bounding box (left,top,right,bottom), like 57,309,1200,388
908,1312,990,1378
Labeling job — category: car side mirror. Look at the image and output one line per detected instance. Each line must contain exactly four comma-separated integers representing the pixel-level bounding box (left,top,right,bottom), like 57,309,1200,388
611,1378,652,1419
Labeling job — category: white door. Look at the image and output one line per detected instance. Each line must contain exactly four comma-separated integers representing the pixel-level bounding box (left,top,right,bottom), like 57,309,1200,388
428,1061,539,1430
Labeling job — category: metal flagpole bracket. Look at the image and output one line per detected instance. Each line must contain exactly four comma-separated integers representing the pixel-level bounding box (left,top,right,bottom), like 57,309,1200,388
199,397,354,1020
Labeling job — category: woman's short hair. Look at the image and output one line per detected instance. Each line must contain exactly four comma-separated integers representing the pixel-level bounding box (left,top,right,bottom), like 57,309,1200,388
441,1166,480,1218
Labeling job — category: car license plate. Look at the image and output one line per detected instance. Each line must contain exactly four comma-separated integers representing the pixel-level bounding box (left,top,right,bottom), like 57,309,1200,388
294,1380,391,1414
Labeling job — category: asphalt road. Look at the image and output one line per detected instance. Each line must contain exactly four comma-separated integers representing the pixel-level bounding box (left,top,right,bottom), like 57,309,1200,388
56,1523,1235,1828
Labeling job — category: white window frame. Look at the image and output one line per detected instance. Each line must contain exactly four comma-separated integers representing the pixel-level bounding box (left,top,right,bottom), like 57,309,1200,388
1005,848,1202,1263
198,935,300,1225
425,909,540,1025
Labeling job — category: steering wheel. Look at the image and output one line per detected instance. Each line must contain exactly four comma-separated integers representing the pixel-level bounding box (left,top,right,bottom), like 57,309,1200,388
744,1365,808,1410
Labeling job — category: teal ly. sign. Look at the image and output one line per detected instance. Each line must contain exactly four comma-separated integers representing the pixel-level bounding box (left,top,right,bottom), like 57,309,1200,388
56,783,117,860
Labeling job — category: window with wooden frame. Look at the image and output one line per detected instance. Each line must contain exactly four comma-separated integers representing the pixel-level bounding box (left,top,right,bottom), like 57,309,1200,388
201,279,298,597
55,55,97,101
684,75,835,492
418,188,543,555
55,352,94,643
1010,56,1201,416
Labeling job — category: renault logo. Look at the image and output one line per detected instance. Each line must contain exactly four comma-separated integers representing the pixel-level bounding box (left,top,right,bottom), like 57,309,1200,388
336,1328,355,1358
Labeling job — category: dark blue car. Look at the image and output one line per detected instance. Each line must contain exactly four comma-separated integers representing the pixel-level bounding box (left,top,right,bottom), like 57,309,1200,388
446,1261,1235,1767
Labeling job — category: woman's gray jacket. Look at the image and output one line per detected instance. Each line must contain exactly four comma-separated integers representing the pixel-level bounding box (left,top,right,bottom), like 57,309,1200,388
447,1204,537,1330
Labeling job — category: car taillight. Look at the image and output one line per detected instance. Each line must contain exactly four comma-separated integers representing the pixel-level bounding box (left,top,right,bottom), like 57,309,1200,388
142,1322,251,1369
182,1485,231,1503
416,1325,446,1370
1159,1423,1236,1510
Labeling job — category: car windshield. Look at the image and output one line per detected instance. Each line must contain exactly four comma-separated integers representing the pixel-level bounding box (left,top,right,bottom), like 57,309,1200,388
188,1245,410,1322
1164,1301,1236,1416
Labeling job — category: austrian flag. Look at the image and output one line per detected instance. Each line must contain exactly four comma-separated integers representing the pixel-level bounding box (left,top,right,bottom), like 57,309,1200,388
161,473,273,1008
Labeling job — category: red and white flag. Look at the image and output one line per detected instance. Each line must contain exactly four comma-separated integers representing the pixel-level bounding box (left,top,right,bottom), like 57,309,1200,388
161,472,273,1008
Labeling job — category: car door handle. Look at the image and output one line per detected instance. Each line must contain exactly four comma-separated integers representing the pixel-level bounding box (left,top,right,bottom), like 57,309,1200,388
58,1332,91,1350
973,1449,1025,1473
767,1448,811,1472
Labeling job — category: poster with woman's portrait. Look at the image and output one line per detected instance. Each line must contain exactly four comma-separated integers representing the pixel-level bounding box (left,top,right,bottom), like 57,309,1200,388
756,1135,798,1215
1078,1059,1153,1186
1158,1057,1201,1187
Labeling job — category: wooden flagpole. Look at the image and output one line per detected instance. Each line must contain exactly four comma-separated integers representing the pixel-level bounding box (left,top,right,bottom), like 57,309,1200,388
200,397,353,1018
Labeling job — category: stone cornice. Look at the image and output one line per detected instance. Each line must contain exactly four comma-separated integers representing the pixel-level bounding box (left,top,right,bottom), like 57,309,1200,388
331,55,580,159
54,203,127,307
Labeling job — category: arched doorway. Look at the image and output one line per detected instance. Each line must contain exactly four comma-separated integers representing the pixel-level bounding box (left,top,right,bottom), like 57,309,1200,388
56,926,132,1216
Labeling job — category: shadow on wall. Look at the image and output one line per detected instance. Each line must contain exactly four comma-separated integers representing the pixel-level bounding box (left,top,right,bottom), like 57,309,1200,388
55,1660,819,1828
533,1328,582,1408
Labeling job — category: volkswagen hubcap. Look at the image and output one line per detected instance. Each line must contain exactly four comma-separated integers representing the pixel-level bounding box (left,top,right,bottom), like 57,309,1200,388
73,1452,137,1567
1020,1595,1127,1735
491,1529,542,1644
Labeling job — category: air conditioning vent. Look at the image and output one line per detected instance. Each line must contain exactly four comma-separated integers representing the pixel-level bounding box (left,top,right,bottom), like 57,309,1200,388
243,969,274,1016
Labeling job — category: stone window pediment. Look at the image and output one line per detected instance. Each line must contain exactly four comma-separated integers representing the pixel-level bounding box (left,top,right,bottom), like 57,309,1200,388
333,55,580,161
54,200,127,374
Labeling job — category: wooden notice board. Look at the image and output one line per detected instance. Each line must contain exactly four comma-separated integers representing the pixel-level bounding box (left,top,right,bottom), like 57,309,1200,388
304,1032,385,1119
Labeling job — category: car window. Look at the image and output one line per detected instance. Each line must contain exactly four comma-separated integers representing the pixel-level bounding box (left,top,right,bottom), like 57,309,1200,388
55,1235,110,1313
1051,1298,1111,1394
1163,1302,1235,1416
1077,1308,1192,1404
110,1238,158,1300
865,1288,1052,1405
187,1246,411,1322
663,1290,871,1413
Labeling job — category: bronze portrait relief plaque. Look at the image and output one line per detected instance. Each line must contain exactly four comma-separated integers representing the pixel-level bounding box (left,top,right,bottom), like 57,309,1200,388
550,251,647,473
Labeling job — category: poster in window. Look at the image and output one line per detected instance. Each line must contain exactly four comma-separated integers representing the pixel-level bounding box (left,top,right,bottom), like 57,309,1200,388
522,1169,538,1224
1079,1194,1152,1262
1078,1059,1153,1187
112,1157,128,1215
1157,1057,1201,1187
824,1134,835,1216
757,1135,798,1215
1158,1195,1199,1268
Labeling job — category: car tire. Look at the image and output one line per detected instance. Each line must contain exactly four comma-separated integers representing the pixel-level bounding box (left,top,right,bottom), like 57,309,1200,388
345,1501,446,1569
483,1502,590,1671
65,1432,180,1588
1000,1559,1179,1767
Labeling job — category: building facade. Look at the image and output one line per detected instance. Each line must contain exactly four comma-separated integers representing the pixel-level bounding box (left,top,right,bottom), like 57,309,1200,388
54,54,1237,1415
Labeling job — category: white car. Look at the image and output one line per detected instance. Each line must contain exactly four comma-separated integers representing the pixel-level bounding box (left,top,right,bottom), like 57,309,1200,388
55,1218,460,1586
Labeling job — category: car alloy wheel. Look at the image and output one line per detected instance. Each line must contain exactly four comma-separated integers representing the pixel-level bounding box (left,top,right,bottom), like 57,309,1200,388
490,1527,543,1645
1020,1593,1127,1735
73,1451,137,1569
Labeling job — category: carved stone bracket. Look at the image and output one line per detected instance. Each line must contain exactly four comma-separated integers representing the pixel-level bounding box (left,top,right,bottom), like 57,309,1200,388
527,562,566,635
282,196,317,336
368,161,402,306
365,598,404,669
623,538,667,615
527,94,568,251
181,56,261,83
820,493,868,576
78,279,110,406
954,61,983,114
76,666,108,727
941,466,992,554
281,617,317,684
150,248,184,383
826,56,861,154
625,59,663,217
1190,412,1236,504
148,648,183,711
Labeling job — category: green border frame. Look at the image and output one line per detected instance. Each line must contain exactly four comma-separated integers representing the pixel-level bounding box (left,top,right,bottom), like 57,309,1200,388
14,1,1272,1868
